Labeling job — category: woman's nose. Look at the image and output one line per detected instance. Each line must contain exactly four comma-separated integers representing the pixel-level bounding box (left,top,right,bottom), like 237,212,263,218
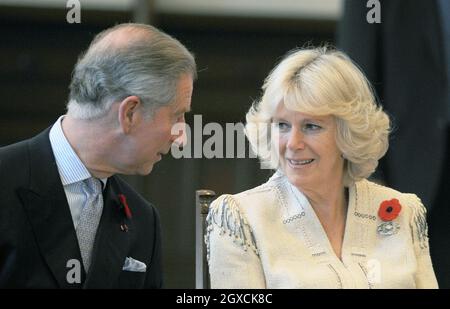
286,129,305,150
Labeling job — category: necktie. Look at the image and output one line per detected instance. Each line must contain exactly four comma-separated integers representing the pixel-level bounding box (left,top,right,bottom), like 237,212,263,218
76,177,104,273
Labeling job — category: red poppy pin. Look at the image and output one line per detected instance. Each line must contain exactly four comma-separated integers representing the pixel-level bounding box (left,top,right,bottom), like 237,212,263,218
118,194,132,232
378,198,402,221
118,194,133,219
377,198,402,236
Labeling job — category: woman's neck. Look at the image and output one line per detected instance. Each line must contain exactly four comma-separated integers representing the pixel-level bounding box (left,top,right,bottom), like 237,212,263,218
299,179,348,226
300,182,349,260
311,190,346,222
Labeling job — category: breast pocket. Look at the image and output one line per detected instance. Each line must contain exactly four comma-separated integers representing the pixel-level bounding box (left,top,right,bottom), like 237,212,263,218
116,271,146,289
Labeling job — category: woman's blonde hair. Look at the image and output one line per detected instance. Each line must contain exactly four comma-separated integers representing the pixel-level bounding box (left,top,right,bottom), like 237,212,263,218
245,47,390,185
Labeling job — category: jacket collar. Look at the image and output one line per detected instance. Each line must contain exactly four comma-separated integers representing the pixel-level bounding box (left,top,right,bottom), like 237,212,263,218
270,173,370,261
17,128,85,288
267,171,307,224
16,128,132,288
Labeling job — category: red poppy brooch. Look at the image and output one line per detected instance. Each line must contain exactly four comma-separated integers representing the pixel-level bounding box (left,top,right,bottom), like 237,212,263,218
377,198,402,236
118,194,132,232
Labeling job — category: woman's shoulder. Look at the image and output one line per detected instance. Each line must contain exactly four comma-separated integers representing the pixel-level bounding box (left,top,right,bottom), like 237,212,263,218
358,179,430,253
359,179,423,203
356,179,427,220
206,173,286,258
205,180,280,259
210,172,284,213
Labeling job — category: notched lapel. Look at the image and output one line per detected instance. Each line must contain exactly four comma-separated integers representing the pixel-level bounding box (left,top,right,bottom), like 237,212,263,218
83,179,132,288
19,127,86,288
17,186,85,288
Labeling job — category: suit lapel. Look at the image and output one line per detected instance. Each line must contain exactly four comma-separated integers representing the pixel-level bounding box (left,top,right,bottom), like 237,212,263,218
83,177,132,288
17,128,84,288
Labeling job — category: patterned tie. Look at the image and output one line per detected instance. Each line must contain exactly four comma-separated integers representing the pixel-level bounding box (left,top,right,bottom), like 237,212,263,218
76,177,104,273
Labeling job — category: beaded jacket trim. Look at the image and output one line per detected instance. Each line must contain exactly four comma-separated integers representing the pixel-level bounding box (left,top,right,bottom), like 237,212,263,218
409,196,429,250
205,194,259,263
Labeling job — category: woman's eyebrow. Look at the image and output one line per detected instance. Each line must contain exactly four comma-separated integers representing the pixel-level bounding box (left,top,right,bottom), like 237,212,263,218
271,117,287,122
302,118,325,123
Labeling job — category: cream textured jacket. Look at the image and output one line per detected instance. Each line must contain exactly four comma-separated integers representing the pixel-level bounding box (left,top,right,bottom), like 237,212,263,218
206,172,438,288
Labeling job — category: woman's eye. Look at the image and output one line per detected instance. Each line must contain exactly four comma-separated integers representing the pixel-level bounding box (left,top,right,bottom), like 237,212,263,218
303,123,322,131
275,122,290,131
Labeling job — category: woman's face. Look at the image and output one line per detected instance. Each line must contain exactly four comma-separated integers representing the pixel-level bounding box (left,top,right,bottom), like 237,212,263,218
272,103,345,191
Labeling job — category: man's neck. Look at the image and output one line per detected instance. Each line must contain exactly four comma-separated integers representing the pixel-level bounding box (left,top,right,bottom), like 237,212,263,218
61,115,116,179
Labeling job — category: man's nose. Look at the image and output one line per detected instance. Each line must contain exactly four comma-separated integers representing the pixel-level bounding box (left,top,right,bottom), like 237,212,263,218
171,122,188,148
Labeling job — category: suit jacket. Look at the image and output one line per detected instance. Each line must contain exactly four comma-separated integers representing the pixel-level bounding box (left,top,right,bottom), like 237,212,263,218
0,128,163,288
338,0,449,208
206,171,437,288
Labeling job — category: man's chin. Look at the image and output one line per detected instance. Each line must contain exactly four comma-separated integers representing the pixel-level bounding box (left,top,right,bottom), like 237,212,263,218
119,161,157,176
141,164,154,175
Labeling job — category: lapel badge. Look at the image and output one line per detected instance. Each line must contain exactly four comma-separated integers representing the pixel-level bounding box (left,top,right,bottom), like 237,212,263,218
377,221,400,236
120,223,129,232
117,194,132,232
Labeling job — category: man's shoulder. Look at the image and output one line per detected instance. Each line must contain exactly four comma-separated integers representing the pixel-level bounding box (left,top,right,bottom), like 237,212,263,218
0,129,51,162
0,139,29,160
0,129,51,173
0,139,31,179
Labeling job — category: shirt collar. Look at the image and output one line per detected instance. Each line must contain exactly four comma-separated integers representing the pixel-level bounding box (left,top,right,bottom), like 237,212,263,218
49,115,107,187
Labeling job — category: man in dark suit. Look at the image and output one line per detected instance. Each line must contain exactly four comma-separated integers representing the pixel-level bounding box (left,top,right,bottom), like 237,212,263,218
338,0,449,288
0,23,196,288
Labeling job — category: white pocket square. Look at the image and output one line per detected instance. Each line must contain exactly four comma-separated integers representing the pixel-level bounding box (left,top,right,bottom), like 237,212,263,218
122,257,147,272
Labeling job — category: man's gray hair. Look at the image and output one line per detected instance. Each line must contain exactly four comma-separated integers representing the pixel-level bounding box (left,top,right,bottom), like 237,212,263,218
67,23,196,120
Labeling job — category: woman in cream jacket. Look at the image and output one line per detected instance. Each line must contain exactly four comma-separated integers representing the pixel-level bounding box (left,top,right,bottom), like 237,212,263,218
206,47,438,289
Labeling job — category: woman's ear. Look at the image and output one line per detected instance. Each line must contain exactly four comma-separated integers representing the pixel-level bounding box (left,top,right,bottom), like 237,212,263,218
118,96,141,134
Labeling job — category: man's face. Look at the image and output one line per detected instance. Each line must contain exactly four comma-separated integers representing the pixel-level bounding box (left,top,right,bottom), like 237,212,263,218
121,74,193,175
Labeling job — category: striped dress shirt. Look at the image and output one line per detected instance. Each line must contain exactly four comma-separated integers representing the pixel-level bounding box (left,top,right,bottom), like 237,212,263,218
49,115,107,229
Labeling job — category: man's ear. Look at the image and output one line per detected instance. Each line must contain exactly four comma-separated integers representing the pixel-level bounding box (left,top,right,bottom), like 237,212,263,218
118,96,142,134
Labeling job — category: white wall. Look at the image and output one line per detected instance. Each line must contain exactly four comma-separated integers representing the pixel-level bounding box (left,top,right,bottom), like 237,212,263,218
0,0,343,19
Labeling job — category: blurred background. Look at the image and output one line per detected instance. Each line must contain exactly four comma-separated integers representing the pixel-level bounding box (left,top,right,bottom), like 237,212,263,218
1,0,448,288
